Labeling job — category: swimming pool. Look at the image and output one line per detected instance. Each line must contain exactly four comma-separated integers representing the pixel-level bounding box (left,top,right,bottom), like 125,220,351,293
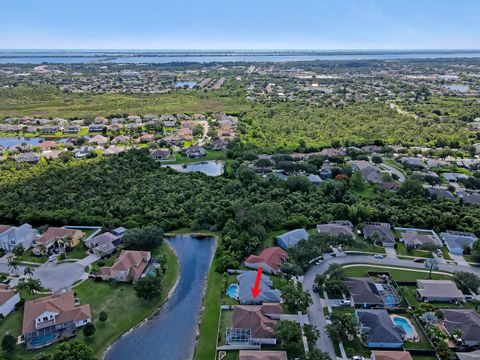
384,295,397,307
392,316,414,336
226,283,239,299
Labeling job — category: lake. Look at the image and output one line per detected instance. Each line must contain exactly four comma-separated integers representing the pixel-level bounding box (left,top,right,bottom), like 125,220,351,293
0,137,68,148
165,161,224,176
175,81,197,88
104,235,215,360
443,84,470,93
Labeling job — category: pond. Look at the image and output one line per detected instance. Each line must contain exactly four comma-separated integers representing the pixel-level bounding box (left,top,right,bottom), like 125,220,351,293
443,84,470,93
164,161,224,176
104,235,215,360
175,81,197,88
0,137,68,148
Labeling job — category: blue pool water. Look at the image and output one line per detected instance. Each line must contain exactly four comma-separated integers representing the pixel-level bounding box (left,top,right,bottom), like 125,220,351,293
392,316,414,336
226,283,239,299
384,295,396,307
30,333,56,347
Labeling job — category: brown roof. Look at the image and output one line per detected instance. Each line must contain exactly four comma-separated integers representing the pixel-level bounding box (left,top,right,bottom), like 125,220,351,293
245,247,288,271
22,291,91,335
372,351,413,360
38,141,57,149
0,225,11,234
110,250,150,279
239,350,287,360
36,227,81,245
0,290,17,306
232,304,282,339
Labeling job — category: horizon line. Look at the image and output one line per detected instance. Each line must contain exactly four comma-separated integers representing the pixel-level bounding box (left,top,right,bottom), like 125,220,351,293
1,48,480,52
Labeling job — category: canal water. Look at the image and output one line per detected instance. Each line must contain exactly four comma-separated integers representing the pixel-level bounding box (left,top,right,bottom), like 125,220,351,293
104,235,215,360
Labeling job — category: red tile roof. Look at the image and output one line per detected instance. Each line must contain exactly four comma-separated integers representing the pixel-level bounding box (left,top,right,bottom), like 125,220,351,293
245,247,288,271
232,304,282,339
0,290,17,307
36,227,79,245
0,225,11,235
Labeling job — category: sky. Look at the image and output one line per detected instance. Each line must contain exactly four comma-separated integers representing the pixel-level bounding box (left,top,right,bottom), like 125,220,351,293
0,0,479,50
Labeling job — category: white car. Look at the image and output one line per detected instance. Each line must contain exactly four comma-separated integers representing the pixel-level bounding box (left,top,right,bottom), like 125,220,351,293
353,356,365,360
339,299,352,306
48,255,56,262
373,254,384,259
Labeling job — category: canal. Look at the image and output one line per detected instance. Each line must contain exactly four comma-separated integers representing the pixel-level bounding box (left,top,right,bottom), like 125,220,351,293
104,235,215,360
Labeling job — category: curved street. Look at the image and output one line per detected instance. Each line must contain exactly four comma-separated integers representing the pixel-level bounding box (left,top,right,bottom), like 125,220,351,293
302,254,480,359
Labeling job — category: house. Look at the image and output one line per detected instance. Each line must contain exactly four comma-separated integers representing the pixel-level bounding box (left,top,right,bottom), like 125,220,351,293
99,250,151,282
39,126,59,135
63,125,80,134
89,135,108,146
428,188,456,201
237,271,282,304
442,309,480,346
0,224,37,251
363,223,395,247
443,173,469,183
85,232,120,256
34,227,85,255
371,351,413,360
317,223,355,238
137,134,155,143
244,247,288,274
350,160,384,184
103,146,125,156
88,124,105,132
184,145,205,158
38,141,58,151
275,229,309,249
346,278,384,308
441,231,478,255
416,280,465,303
74,146,94,158
151,149,171,160
111,135,131,144
456,350,480,360
15,153,39,164
401,231,442,249
239,350,287,360
111,227,127,237
22,291,91,350
0,287,20,317
228,303,282,345
458,191,480,206
357,309,405,348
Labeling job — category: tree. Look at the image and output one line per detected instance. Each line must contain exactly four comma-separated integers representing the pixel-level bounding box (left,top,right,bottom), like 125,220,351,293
281,283,312,313
424,259,439,279
436,341,455,360
51,340,94,360
303,324,320,344
326,312,358,341
398,177,425,198
1,334,16,353
134,276,162,301
287,176,311,192
371,155,383,165
307,350,332,360
279,262,302,280
274,320,302,348
16,278,42,295
367,230,383,245
453,271,480,293
7,256,19,275
12,243,24,257
450,328,463,340
83,323,95,337
99,311,108,323
24,266,35,278
122,226,164,251
350,171,364,191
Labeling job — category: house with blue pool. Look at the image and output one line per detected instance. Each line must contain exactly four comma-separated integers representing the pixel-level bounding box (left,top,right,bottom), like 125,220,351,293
357,309,405,348
237,271,282,305
275,229,309,249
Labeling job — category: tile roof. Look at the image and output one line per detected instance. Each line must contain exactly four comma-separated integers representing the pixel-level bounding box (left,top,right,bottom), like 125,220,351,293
245,247,288,271
372,351,413,360
36,227,80,245
443,309,480,342
357,309,405,344
239,350,287,360
232,304,282,339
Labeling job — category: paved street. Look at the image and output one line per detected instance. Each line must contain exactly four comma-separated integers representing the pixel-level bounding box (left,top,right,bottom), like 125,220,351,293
379,162,406,183
34,262,85,291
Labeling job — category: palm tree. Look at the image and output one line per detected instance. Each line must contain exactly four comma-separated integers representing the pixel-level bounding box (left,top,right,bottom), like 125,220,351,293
7,256,19,276
17,278,42,296
23,266,35,278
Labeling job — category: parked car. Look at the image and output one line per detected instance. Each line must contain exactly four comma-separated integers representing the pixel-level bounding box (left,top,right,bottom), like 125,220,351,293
312,284,319,293
373,254,384,259
413,258,425,263
339,299,352,306
353,356,365,360
436,249,443,257
48,255,56,262
2,278,10,285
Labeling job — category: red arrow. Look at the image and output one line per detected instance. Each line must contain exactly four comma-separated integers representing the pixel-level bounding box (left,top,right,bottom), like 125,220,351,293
251,267,263,299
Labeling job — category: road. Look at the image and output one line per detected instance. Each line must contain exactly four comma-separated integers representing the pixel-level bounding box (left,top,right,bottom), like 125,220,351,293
379,162,406,183
302,254,480,358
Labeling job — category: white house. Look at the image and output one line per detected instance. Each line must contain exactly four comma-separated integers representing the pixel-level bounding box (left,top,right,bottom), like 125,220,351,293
0,224,37,251
0,289,20,317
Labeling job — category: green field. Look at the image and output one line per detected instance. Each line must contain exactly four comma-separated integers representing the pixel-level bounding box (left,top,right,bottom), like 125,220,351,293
396,242,434,258
342,265,453,281
0,241,179,359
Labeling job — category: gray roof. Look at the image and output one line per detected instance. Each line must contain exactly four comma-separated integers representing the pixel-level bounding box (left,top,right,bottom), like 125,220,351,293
347,278,384,306
417,280,464,300
443,309,480,342
428,188,456,201
276,229,309,248
317,223,354,238
456,350,480,360
363,223,395,245
237,271,282,304
441,231,478,251
85,232,119,249
357,310,405,344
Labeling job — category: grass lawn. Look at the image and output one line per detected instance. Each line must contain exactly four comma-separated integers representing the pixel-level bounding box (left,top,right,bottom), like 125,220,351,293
396,242,433,259
0,241,179,359
441,246,453,261
217,310,233,346
356,185,378,200
464,254,480,264
412,355,437,360
174,150,226,164
346,238,386,254
342,265,452,281
16,249,47,264
219,351,239,360
65,244,88,260
401,313,432,350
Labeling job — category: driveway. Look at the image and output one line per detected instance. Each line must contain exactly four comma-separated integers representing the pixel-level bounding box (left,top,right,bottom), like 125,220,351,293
76,253,100,267
450,253,470,266
384,247,397,259
34,262,85,291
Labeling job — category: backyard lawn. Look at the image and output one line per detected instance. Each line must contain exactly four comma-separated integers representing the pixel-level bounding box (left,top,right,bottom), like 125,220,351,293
174,150,226,164
65,244,88,259
396,242,433,258
16,249,47,264
0,241,179,359
342,265,453,281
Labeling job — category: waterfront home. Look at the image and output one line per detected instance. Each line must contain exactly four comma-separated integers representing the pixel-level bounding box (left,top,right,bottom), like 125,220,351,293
151,148,171,160
363,222,395,247
400,230,442,249
0,287,20,317
85,232,120,256
88,124,105,132
39,126,60,135
346,277,384,308
357,309,405,348
184,145,205,158
228,303,282,345
99,250,151,282
416,280,465,303
440,231,478,255
15,152,39,164
33,227,85,255
38,141,58,150
275,229,309,249
239,350,287,360
0,224,37,251
22,291,91,350
442,309,480,346
371,351,413,360
237,271,281,304
244,247,288,274
63,125,80,134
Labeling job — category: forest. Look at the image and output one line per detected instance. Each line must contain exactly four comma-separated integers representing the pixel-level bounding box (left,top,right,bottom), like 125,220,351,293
1,149,480,267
